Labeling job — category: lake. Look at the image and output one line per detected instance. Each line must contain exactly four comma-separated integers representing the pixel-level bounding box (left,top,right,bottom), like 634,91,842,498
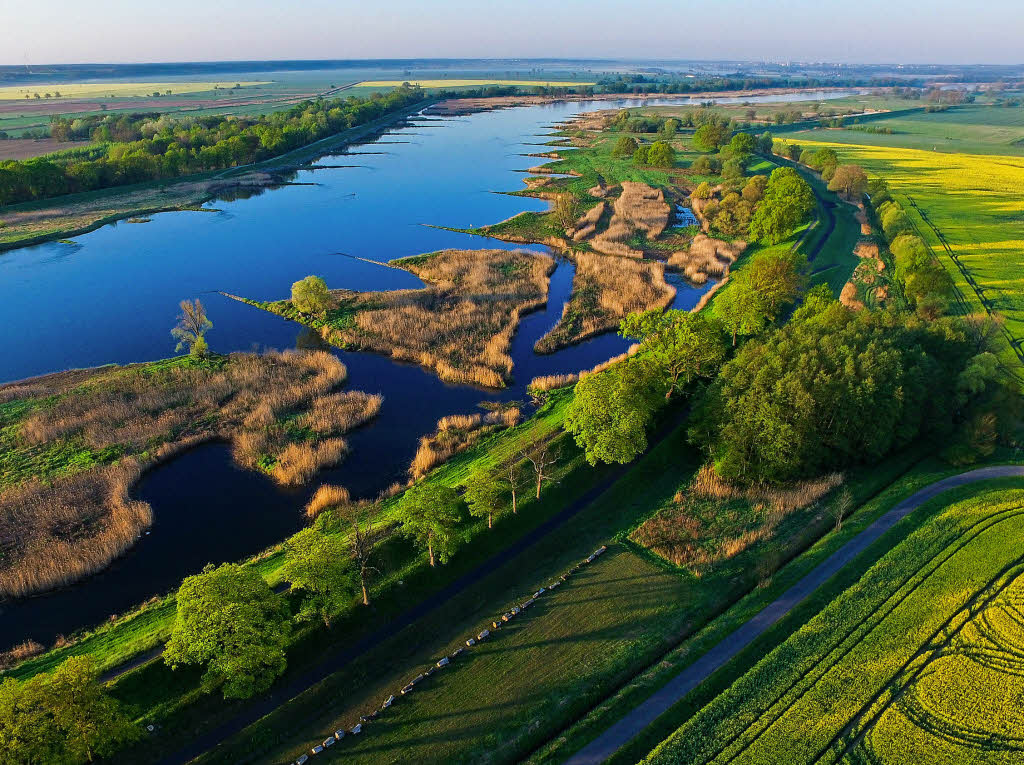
0,90,854,648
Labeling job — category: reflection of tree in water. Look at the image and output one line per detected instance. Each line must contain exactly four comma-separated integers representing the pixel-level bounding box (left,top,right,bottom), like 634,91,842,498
296,327,330,351
215,170,299,203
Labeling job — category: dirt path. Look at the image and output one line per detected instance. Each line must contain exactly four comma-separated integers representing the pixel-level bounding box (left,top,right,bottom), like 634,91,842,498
563,464,1024,765
154,408,691,764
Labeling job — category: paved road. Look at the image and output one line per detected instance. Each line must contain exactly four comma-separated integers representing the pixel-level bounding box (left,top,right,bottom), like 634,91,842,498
564,464,1024,765
158,408,690,764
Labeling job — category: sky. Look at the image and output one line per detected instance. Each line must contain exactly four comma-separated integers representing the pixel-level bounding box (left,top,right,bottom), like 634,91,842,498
3,0,1023,66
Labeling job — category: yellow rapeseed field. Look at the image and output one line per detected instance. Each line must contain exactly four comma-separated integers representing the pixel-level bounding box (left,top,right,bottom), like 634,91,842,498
798,139,1024,364
0,82,270,100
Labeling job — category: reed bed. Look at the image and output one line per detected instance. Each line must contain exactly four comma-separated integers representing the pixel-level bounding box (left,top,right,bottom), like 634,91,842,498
631,464,844,573
527,343,642,393
313,249,552,388
0,350,379,597
304,484,353,519
535,252,675,353
667,234,747,284
410,407,521,480
568,201,606,241
589,182,669,258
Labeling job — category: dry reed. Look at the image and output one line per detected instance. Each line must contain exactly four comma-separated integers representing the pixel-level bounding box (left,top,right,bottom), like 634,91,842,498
318,249,553,388
631,464,843,573
0,349,379,598
305,484,353,518
535,253,675,353
569,201,606,241
667,234,747,284
409,407,521,480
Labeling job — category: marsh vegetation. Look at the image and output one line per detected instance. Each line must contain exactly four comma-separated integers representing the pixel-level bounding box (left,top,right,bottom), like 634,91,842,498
0,350,378,597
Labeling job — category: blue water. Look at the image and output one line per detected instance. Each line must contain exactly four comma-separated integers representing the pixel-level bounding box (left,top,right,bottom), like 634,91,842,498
0,92,853,647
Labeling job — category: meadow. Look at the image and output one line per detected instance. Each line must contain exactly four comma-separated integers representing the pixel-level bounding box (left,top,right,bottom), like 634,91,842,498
643,481,1024,765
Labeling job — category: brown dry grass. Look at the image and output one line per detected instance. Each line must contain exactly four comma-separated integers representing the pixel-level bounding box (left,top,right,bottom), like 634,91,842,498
534,253,675,353
315,249,553,388
0,639,45,670
0,350,380,597
410,408,521,480
631,464,843,573
667,234,747,284
527,342,642,393
569,201,606,241
305,484,353,519
590,182,669,257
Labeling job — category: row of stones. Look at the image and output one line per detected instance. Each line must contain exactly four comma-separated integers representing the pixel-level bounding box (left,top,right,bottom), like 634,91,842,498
288,545,609,764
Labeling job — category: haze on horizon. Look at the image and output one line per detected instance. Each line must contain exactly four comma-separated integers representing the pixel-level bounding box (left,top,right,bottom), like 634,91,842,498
4,0,1024,67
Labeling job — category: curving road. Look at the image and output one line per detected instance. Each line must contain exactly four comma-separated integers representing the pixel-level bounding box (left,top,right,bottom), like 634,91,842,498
564,464,1024,765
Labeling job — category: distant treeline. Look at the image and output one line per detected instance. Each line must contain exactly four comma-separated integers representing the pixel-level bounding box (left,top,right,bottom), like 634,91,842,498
0,85,426,206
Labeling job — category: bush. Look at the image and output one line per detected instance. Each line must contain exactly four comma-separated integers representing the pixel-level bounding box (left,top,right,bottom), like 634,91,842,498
647,141,675,167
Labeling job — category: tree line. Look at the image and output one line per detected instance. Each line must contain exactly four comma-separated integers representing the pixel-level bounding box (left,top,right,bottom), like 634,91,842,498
0,85,426,206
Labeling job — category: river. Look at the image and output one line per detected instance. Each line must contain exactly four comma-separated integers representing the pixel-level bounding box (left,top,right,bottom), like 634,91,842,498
0,90,856,648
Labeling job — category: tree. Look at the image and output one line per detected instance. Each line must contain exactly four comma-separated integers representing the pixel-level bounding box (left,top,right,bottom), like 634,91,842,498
171,298,212,356
522,438,561,497
282,527,355,626
828,164,868,200
464,472,506,529
164,563,290,699
713,277,767,346
828,488,854,531
564,360,662,465
396,483,465,566
692,181,713,199
554,193,582,233
502,458,528,514
0,657,138,765
744,248,806,320
632,144,650,165
291,275,333,316
611,135,638,158
742,174,767,203
334,501,390,606
757,131,773,154
621,310,728,398
690,298,977,484
647,141,675,167
727,132,757,161
693,123,730,152
660,118,679,138
749,167,815,244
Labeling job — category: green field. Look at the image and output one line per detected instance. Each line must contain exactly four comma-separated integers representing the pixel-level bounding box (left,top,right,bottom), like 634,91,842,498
644,481,1024,765
265,547,690,764
778,104,1024,156
788,136,1024,369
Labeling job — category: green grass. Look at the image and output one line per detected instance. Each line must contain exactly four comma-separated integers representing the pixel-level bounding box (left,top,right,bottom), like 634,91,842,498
776,104,1024,156
643,479,1024,765
264,547,691,765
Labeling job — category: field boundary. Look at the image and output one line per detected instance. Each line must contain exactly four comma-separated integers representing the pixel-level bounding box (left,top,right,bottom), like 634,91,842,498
562,465,1024,765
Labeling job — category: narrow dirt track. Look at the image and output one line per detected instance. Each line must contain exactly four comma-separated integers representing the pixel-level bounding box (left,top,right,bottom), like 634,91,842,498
564,464,1024,765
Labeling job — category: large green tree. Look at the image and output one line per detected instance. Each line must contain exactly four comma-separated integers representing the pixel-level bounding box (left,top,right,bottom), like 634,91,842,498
828,164,868,200
647,141,675,167
564,359,663,465
691,295,980,483
464,472,507,529
693,123,731,152
291,275,333,316
748,166,816,244
0,657,138,765
396,484,465,566
282,527,355,626
621,309,728,398
164,563,290,699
